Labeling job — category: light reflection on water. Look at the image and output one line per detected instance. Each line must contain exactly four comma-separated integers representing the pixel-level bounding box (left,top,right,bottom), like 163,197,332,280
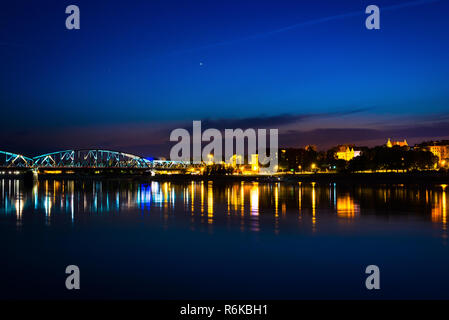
3,178,449,299
0,178,448,238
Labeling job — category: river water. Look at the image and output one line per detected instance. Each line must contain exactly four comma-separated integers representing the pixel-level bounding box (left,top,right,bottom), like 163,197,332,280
0,178,448,299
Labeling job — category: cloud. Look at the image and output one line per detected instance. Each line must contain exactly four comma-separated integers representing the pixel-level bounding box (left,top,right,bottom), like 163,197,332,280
384,121,449,139
198,108,370,130
200,114,311,130
279,120,449,149
2,111,449,157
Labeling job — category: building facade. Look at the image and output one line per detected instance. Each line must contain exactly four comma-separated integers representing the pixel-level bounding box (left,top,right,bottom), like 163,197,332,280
427,145,449,163
335,146,361,161
386,138,408,148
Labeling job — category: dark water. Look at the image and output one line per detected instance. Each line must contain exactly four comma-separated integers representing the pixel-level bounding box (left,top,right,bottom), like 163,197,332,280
0,178,448,299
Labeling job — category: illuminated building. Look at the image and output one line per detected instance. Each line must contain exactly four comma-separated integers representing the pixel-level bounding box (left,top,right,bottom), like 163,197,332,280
305,145,317,152
427,145,449,161
250,154,259,172
422,143,449,167
335,145,361,161
207,153,214,165
229,154,243,167
386,138,408,148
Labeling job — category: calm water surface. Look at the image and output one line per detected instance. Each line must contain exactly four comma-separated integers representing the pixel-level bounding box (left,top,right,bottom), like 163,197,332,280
0,178,448,299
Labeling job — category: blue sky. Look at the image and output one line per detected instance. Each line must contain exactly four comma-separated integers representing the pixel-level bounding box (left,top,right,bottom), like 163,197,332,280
1,0,448,156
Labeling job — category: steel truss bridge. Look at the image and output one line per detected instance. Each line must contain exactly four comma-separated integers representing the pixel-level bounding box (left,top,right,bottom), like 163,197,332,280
0,151,33,168
0,149,193,171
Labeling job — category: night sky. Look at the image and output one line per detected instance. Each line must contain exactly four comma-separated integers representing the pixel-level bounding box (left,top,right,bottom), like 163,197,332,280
1,0,448,157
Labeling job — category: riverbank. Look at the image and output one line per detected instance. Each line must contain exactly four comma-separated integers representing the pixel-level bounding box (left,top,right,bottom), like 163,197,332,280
3,171,447,185
147,171,449,185
279,171,449,185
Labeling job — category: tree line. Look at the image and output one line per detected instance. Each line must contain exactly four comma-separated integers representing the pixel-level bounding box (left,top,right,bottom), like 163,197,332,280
279,146,438,173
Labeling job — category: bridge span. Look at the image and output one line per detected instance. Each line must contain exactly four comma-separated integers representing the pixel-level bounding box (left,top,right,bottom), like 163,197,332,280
1,149,194,175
